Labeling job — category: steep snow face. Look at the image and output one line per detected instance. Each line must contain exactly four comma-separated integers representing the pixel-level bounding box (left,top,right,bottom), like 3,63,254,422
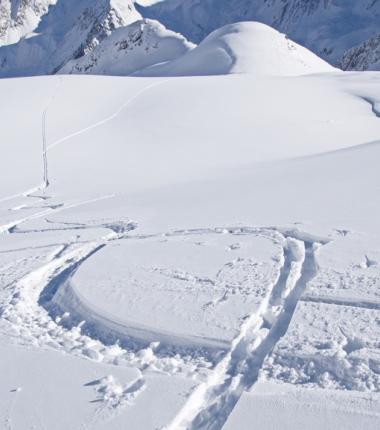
0,0,56,47
138,22,335,77
0,0,141,77
340,33,380,72
141,0,380,70
60,19,194,76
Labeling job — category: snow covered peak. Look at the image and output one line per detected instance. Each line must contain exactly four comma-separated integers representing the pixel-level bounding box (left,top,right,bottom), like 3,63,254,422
0,0,141,77
59,19,194,76
0,0,56,47
138,21,335,77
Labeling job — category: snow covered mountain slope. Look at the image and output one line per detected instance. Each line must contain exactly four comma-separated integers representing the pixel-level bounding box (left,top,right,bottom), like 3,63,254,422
0,0,56,46
138,22,335,77
341,33,380,72
0,70,380,428
59,19,194,76
140,0,380,70
0,0,141,77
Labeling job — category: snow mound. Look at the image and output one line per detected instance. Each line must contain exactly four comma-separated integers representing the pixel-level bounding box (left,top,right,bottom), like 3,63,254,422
138,21,336,77
59,19,194,76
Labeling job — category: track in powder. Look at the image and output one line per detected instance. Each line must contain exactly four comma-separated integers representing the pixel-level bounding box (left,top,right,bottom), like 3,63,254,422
165,233,324,430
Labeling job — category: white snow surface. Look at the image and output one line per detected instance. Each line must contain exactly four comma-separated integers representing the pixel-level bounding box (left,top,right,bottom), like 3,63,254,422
0,53,380,429
138,21,335,76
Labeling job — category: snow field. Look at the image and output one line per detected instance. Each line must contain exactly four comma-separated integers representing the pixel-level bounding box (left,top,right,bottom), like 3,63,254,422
0,67,380,428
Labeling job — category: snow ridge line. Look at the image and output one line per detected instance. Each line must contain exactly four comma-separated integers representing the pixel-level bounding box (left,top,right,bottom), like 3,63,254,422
48,275,230,354
165,235,322,430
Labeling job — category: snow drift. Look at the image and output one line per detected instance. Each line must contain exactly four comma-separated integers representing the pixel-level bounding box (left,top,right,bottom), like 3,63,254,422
138,21,336,77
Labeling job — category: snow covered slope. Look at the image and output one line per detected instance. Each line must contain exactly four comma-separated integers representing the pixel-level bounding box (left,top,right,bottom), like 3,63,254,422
1,7,380,423
141,0,380,70
0,0,56,46
60,19,194,76
138,22,335,76
1,68,380,428
0,0,141,77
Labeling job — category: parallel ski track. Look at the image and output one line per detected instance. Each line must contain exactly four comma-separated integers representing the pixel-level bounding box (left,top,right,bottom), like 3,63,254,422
165,235,323,430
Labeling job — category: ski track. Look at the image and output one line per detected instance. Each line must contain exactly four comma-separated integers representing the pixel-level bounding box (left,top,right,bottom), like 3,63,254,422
0,78,168,206
0,77,238,390
47,79,169,151
165,234,324,430
41,76,63,190
1,75,216,383
0,73,361,425
0,222,286,393
300,294,380,311
0,224,311,367
0,194,115,235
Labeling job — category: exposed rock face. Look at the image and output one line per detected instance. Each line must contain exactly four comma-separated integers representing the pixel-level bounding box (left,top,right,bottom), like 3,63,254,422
59,18,194,76
340,33,380,71
0,0,56,46
1,0,380,75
